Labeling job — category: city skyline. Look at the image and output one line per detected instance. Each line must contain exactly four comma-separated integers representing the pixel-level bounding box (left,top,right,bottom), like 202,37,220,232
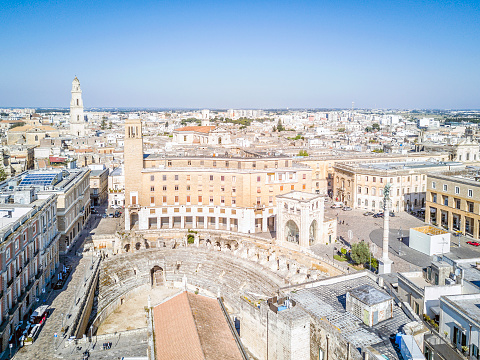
1,0,479,109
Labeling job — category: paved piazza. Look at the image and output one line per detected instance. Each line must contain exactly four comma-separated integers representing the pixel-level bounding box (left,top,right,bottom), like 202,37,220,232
311,201,480,273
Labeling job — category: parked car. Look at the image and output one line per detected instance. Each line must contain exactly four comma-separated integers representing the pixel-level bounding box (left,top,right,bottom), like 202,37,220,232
389,212,395,217
373,212,384,218
342,206,352,211
91,209,98,214
467,241,480,247
111,204,122,209
331,202,344,209
363,211,374,216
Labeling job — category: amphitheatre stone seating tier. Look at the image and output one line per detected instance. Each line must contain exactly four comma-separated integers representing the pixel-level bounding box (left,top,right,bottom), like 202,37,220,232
97,246,289,316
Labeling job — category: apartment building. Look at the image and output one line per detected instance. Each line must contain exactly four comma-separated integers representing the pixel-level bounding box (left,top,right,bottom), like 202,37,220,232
108,166,124,207
88,165,108,206
425,169,480,239
124,119,312,233
332,160,462,213
4,169,91,253
0,190,59,353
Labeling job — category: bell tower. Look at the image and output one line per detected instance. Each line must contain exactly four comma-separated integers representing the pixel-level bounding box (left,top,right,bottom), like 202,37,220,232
70,76,86,137
124,118,144,230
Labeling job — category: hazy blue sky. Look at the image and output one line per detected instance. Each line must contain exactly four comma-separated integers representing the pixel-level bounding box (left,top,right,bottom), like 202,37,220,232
1,0,479,109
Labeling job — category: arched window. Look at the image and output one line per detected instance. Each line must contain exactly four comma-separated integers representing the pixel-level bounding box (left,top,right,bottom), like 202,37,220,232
372,187,376,196
76,99,79,106
77,115,79,121
365,199,368,207
372,200,376,209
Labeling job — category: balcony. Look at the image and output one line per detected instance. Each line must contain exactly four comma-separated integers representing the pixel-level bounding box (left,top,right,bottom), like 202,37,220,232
7,278,13,288
34,249,39,256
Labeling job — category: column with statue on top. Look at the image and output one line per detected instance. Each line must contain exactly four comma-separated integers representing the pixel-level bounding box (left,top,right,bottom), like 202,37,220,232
379,183,393,274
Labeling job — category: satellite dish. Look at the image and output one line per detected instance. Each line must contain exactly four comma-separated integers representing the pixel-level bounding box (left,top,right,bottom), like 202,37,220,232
455,269,461,276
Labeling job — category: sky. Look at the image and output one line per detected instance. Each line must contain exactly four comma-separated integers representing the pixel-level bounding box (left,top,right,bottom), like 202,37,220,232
0,0,479,109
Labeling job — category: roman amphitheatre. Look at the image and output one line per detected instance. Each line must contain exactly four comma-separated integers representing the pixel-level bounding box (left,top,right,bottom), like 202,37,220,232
85,228,347,359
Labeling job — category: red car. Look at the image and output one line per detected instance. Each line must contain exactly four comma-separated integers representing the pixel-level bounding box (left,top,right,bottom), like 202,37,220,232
467,241,480,247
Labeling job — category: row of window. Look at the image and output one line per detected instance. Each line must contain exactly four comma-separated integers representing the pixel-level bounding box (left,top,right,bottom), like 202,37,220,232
149,195,278,206
149,173,307,182
431,193,476,212
149,184,306,192
165,160,290,168
354,175,426,183
432,182,474,197
357,186,425,196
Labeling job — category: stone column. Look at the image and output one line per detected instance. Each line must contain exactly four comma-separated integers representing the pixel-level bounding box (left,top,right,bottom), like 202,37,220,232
461,214,466,234
379,188,393,275
448,211,453,231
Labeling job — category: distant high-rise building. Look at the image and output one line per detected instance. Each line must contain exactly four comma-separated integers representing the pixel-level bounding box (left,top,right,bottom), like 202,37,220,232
70,76,86,137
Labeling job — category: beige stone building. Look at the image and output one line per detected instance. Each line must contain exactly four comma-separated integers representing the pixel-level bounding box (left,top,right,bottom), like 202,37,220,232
88,165,108,206
7,169,91,253
7,125,59,146
0,191,59,353
332,160,461,213
425,169,480,238
124,119,313,235
297,152,449,197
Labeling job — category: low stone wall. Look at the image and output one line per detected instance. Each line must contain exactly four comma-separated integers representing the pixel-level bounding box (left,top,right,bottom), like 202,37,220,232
91,283,151,336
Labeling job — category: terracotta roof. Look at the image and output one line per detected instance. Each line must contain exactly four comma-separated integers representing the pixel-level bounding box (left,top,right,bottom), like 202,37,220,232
153,291,243,360
153,291,204,360
74,148,94,153
175,126,216,134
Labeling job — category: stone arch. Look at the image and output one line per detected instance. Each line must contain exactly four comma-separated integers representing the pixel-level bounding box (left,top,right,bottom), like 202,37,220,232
151,265,164,286
309,220,318,246
124,243,131,252
135,242,141,251
285,220,299,244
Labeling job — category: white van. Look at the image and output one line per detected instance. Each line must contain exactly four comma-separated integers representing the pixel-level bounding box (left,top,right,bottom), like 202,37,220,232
331,202,344,209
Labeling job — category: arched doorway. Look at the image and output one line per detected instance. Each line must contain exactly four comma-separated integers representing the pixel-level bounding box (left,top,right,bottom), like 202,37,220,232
285,220,299,244
151,266,164,286
309,220,317,246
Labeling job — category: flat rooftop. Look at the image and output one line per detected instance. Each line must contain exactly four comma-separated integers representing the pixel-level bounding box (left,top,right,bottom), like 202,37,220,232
290,274,411,359
442,294,480,325
411,226,448,236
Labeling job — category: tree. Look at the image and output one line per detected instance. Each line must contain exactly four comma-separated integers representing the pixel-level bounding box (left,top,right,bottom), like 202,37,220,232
350,241,370,266
10,122,25,129
108,121,113,129
0,166,7,182
101,118,106,130
277,120,285,132
372,123,380,131
272,125,277,132
298,150,309,156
